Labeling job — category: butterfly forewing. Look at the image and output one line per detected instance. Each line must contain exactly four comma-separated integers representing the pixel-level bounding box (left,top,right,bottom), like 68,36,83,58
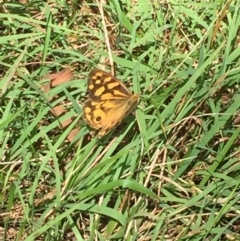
88,69,132,101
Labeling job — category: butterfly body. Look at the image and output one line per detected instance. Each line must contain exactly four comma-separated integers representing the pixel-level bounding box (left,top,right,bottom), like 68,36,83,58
83,69,139,137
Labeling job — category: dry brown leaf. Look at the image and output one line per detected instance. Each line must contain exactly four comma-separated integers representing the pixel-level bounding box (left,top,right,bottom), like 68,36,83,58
41,68,80,143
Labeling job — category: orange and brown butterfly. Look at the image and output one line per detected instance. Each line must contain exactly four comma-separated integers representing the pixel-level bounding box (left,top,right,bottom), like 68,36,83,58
83,69,139,137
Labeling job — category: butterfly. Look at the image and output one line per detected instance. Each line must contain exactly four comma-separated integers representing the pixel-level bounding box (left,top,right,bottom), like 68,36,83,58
83,69,139,137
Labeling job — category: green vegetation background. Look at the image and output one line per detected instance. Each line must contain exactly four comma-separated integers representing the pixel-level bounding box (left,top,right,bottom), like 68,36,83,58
0,0,239,240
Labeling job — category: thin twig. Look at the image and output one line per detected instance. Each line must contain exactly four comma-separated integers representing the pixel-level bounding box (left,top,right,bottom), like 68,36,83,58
96,0,114,74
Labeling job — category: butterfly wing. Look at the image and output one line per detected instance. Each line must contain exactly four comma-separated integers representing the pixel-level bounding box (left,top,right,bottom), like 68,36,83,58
83,69,139,137
87,69,133,101
83,95,139,136
98,95,139,137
